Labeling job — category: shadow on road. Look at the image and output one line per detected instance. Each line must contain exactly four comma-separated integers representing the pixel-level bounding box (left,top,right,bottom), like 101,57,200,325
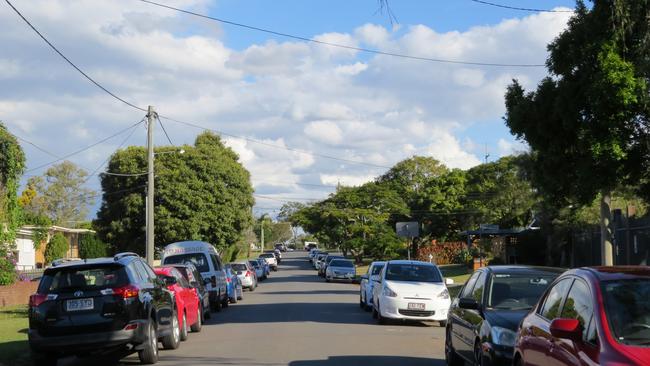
209,302,374,325
262,290,357,296
289,355,445,366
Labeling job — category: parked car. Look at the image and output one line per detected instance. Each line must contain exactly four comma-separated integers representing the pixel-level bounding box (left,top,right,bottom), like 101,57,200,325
161,241,229,312
359,261,385,311
308,249,321,262
445,265,564,366
319,255,344,277
512,266,650,366
325,259,356,282
224,264,244,304
256,258,271,278
305,242,318,251
230,261,257,291
249,260,267,281
274,243,287,252
372,260,452,326
259,253,278,271
314,253,329,270
273,248,283,263
154,266,202,342
165,263,211,322
28,253,176,365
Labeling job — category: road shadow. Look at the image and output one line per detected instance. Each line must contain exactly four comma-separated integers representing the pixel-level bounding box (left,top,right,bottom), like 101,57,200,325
289,355,445,366
262,290,357,296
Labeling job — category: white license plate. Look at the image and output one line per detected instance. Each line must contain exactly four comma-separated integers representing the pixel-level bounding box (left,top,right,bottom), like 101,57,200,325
66,298,94,311
407,302,425,310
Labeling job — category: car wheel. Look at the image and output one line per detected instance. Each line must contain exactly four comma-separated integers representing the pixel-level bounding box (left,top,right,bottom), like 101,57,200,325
439,320,447,327
138,320,159,365
230,292,238,304
210,298,221,312
325,277,331,282
222,294,229,308
204,304,211,319
445,326,463,366
372,306,378,319
30,350,58,366
237,285,243,300
377,304,388,325
190,306,202,332
161,311,180,349
180,312,188,341
474,339,486,366
249,285,255,292
359,295,365,309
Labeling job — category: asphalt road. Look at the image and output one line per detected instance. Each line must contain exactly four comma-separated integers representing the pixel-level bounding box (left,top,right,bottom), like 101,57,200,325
65,251,447,366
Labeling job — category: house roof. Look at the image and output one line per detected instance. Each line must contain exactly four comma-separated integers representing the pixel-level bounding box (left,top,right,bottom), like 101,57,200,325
19,225,95,235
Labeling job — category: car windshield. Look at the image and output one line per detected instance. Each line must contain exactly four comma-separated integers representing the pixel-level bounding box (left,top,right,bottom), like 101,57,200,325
487,274,556,310
326,256,343,263
39,265,128,293
385,264,442,283
602,279,650,346
231,263,248,272
329,260,353,268
163,253,210,273
371,264,385,275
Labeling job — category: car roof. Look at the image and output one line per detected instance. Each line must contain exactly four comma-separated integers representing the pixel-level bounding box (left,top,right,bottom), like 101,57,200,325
482,265,566,275
46,254,141,270
387,260,437,266
580,266,650,280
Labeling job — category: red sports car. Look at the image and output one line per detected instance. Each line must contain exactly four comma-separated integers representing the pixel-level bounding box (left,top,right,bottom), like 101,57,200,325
154,266,202,342
514,266,650,366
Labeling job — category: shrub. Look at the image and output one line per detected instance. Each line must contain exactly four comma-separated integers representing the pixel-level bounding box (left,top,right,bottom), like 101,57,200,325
79,233,108,259
44,233,69,264
417,241,470,265
0,256,17,285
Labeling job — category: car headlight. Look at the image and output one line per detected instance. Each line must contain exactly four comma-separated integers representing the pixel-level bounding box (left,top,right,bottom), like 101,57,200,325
490,326,517,347
382,286,397,297
437,288,450,300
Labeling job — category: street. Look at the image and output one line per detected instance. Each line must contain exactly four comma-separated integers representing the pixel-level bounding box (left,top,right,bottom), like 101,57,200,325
67,252,446,366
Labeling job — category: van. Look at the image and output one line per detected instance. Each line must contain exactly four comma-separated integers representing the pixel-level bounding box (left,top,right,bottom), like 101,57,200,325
161,241,229,312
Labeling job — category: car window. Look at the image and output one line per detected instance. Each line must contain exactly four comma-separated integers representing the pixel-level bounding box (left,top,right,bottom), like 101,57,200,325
38,265,128,292
460,272,481,299
210,254,221,271
370,264,384,275
164,253,210,273
585,314,598,345
134,260,155,283
601,279,650,345
560,279,593,340
231,263,247,272
487,273,557,310
471,272,486,303
126,262,145,284
540,278,573,320
329,260,354,267
142,261,159,281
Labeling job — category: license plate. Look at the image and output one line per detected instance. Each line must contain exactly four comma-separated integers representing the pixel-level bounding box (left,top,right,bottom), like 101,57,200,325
66,298,94,311
407,302,425,310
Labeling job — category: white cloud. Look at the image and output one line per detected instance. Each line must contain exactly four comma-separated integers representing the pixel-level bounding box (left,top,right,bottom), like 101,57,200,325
497,138,528,157
304,121,343,145
320,173,375,187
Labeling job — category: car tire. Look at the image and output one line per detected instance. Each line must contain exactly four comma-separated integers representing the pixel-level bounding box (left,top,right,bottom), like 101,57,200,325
237,285,243,300
190,307,202,333
359,295,365,309
249,285,255,292
204,305,211,319
138,320,159,365
230,292,238,304
325,277,331,283
180,312,188,341
30,350,58,366
222,294,229,308
372,306,378,319
439,320,447,327
474,339,486,366
445,326,463,366
161,311,180,350
377,305,388,325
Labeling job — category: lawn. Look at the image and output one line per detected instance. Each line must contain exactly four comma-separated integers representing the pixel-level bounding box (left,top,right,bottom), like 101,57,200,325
0,305,30,366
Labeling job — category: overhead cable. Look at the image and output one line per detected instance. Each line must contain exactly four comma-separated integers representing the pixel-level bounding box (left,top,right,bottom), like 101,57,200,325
137,0,545,68
468,0,574,13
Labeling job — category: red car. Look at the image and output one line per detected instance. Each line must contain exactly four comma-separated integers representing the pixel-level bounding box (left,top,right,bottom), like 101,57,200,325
154,266,202,342
514,266,650,366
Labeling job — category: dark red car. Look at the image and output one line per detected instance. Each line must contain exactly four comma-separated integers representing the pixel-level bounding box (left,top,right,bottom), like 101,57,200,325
514,266,650,366
154,266,202,342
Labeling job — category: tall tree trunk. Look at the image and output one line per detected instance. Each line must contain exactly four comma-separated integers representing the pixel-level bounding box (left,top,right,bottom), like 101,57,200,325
600,190,614,265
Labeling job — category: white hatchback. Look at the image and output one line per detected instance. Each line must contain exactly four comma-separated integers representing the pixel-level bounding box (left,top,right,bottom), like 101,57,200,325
372,260,452,326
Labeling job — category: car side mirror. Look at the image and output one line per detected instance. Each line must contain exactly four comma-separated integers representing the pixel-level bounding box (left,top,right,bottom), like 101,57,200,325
445,278,454,285
163,276,177,286
550,318,582,342
458,297,480,310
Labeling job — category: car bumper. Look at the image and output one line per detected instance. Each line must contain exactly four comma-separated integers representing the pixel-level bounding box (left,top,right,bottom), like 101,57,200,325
482,343,514,365
379,296,450,321
239,276,254,287
327,272,356,280
29,322,147,353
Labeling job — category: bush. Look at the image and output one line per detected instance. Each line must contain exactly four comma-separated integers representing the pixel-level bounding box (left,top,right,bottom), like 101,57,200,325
417,241,470,265
79,233,108,259
44,233,69,264
0,256,17,285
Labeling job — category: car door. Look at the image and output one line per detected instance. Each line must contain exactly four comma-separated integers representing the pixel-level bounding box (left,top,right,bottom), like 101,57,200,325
458,271,487,359
521,278,573,366
175,269,198,325
547,279,598,366
210,254,227,299
372,265,386,308
449,271,481,358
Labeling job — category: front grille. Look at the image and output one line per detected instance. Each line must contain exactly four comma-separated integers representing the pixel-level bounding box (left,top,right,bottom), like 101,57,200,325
398,309,435,317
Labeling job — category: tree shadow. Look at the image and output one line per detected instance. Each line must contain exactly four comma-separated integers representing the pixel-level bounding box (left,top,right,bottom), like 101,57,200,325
289,355,446,366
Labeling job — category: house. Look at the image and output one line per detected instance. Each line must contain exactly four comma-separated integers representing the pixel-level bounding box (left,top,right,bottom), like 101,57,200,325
13,225,95,270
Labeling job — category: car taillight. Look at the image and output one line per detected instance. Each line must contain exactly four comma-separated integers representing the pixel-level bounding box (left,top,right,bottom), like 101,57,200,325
245,271,251,277
211,276,217,287
29,293,47,307
113,285,139,299
226,277,231,283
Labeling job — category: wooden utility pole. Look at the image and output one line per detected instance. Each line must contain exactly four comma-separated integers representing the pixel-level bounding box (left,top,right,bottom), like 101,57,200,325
146,106,155,266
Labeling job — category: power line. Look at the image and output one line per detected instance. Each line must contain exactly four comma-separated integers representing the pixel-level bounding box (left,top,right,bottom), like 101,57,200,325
468,0,574,13
4,0,147,112
84,119,144,183
155,115,174,145
137,0,545,68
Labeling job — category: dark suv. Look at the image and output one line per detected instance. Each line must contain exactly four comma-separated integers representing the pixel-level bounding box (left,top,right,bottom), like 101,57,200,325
28,253,178,365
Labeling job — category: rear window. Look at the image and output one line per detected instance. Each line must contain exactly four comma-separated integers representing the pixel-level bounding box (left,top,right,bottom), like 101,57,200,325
231,263,247,271
39,265,128,293
329,260,354,268
260,254,274,258
163,253,210,273
249,261,260,268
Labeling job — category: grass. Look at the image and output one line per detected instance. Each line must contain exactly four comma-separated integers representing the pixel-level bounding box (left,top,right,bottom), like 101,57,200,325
0,305,30,366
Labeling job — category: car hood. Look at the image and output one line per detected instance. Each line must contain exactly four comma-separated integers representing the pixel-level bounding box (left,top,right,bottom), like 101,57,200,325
385,280,446,298
483,309,530,331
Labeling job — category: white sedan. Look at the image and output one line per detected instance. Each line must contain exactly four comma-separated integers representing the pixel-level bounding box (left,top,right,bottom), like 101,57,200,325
372,260,452,326
359,261,385,311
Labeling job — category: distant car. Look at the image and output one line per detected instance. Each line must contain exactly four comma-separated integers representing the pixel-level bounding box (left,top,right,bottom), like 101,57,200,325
273,249,283,263
224,264,244,304
445,265,563,366
259,253,278,271
28,253,176,365
154,266,202,342
359,261,385,311
325,259,356,282
513,266,650,366
372,260,452,326
308,249,321,262
319,255,344,277
165,263,211,322
305,242,318,251
230,261,257,291
274,243,287,252
256,258,271,277
249,260,267,281
314,253,329,270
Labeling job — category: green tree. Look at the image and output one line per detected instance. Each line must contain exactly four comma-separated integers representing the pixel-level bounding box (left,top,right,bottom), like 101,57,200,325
44,233,69,264
95,132,254,254
25,161,95,226
504,1,650,265
79,233,108,259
